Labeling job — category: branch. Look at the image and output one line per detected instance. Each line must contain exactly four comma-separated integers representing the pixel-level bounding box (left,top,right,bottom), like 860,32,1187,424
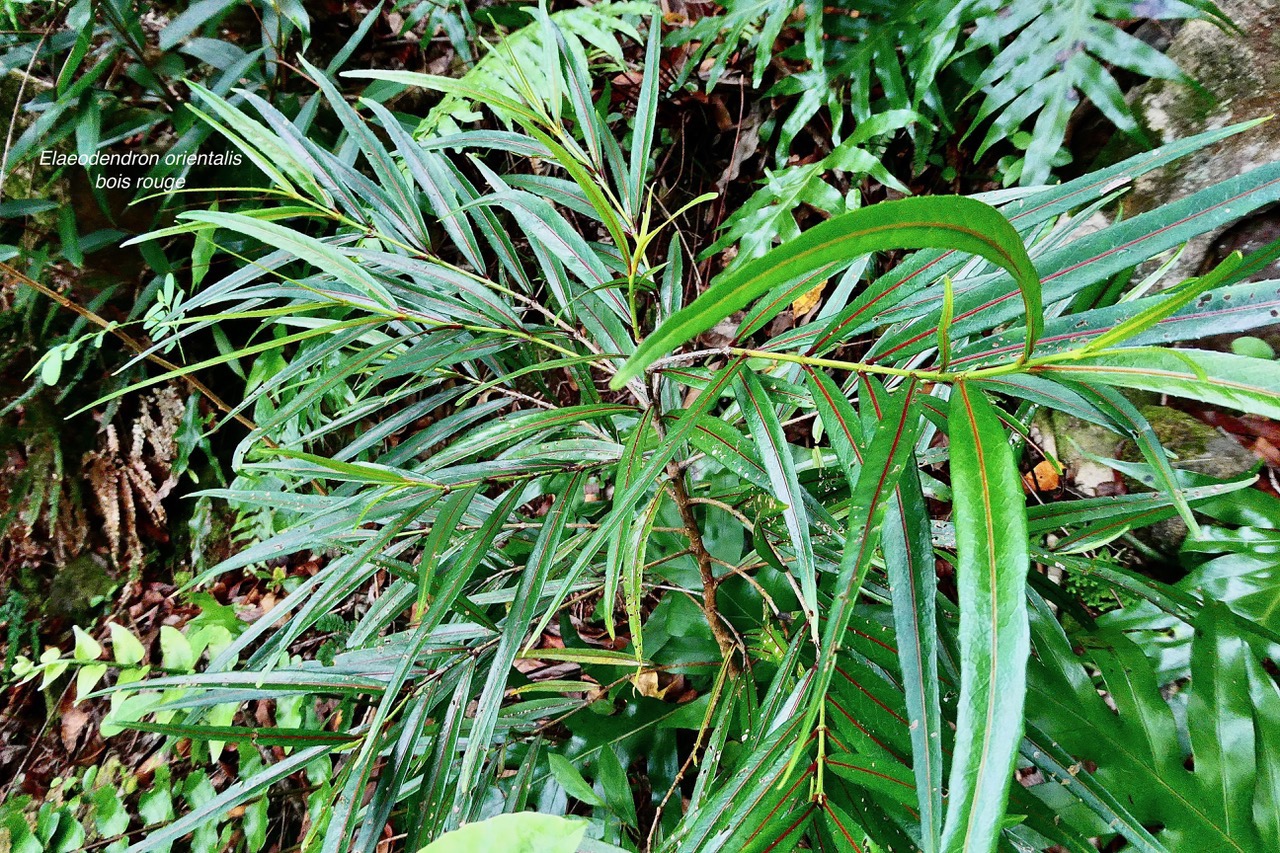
666,459,742,677
0,260,265,440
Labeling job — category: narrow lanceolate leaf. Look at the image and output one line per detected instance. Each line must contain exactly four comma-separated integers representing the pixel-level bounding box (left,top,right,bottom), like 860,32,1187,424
604,406,656,639
802,366,863,471
941,383,1031,853
180,211,396,308
459,474,582,793
413,661,475,847
1080,251,1242,355
884,463,942,853
736,370,818,636
611,196,1041,388
803,384,922,742
1036,348,1280,420
627,9,662,210
342,69,544,128
352,691,432,853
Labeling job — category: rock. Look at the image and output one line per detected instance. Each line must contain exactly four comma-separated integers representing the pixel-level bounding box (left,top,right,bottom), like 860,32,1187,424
1125,0,1280,284
1123,405,1257,480
1119,405,1258,552
1050,403,1257,552
1049,411,1125,497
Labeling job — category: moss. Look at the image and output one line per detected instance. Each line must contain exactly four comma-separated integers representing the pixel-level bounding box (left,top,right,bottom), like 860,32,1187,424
1120,405,1255,479
45,554,118,622
1063,568,1134,614
1133,405,1211,458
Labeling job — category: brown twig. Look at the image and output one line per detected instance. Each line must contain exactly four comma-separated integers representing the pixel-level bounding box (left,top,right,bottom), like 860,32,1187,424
665,459,742,677
645,661,735,851
0,259,267,442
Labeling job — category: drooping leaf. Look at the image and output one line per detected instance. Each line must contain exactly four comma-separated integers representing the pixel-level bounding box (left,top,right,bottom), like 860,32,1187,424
941,383,1030,853
612,196,1041,388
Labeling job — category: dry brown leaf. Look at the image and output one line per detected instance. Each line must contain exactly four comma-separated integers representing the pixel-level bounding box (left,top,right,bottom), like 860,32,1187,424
791,279,827,319
59,702,92,752
1022,460,1061,493
631,669,669,699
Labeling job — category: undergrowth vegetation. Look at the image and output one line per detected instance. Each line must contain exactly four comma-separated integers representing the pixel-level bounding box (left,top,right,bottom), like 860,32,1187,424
4,2,1280,853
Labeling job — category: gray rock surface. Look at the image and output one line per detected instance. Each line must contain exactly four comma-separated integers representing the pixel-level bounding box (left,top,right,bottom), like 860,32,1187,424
1050,404,1257,551
1127,0,1280,283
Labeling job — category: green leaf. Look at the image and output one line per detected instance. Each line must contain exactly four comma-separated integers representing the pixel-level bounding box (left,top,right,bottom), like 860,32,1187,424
1082,252,1243,355
418,813,587,853
344,70,544,130
159,626,195,671
1188,605,1262,850
1037,348,1280,420
185,83,318,199
517,647,645,667
72,626,102,662
122,747,331,853
118,720,357,746
736,369,818,633
611,196,1041,388
884,463,943,853
108,623,145,666
459,475,582,793
77,664,107,699
548,754,605,807
941,384,1030,853
159,0,237,50
180,211,397,309
1232,336,1276,359
1248,650,1280,850
874,157,1280,367
604,405,656,640
628,11,662,211
803,381,922,751
596,746,638,827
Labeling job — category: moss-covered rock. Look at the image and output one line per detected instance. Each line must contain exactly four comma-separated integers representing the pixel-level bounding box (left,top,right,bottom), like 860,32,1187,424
1050,403,1256,553
1118,405,1256,480
44,553,117,623
1118,405,1257,552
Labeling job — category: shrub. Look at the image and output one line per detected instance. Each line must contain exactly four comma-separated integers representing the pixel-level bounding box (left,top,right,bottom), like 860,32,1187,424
56,8,1280,853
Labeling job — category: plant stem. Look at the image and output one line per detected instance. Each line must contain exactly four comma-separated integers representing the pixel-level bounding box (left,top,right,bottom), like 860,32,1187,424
0,260,263,439
649,345,1097,386
666,460,742,677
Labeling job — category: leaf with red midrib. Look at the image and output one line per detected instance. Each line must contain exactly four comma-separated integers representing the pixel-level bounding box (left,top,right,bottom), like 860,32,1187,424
940,383,1031,853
